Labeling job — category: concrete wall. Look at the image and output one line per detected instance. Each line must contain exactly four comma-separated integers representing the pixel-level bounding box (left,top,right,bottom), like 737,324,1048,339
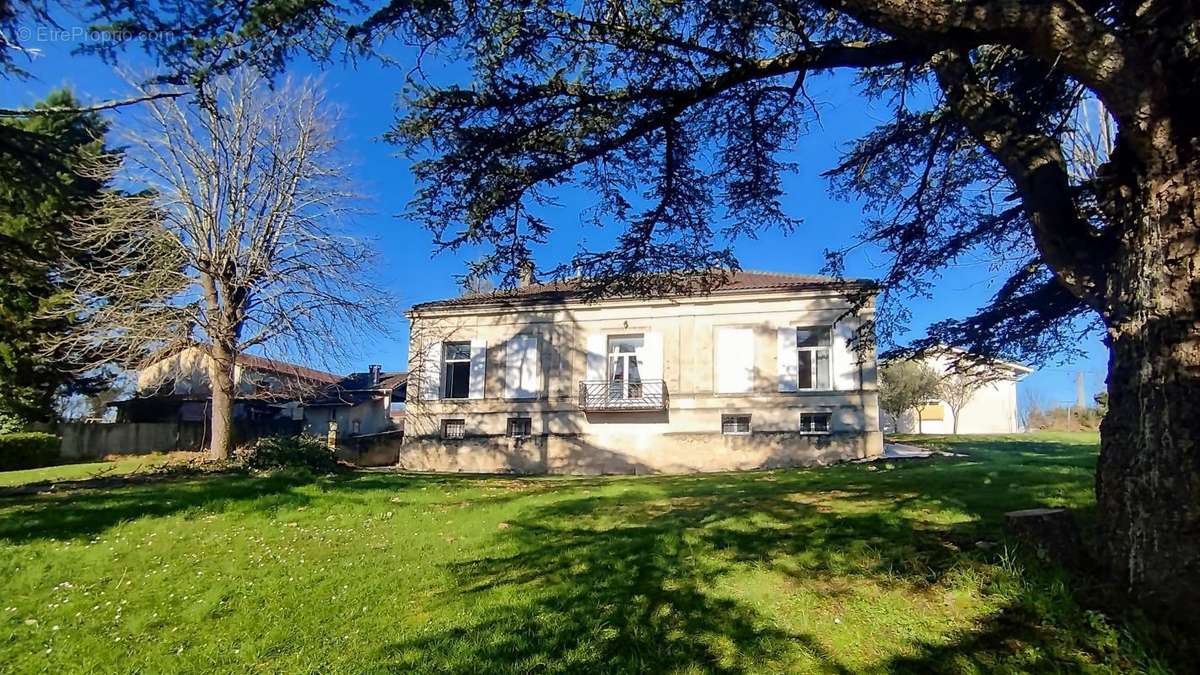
401,287,882,474
303,397,393,439
59,422,205,459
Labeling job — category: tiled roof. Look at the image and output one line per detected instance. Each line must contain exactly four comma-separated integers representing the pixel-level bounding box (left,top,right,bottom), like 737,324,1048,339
412,270,874,311
235,353,343,385
308,371,408,406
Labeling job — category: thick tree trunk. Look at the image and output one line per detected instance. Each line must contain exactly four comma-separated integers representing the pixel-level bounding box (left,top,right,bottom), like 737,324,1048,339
208,345,238,461
1096,159,1200,621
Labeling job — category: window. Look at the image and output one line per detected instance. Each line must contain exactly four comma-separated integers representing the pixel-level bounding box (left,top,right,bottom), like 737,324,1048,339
442,418,466,439
607,335,644,399
919,401,944,421
443,342,471,399
352,420,362,435
721,414,751,435
796,327,831,390
507,417,532,438
799,412,831,434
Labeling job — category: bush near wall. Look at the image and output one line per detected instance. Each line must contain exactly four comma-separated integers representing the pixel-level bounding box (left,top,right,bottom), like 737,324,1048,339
0,432,61,471
239,435,340,473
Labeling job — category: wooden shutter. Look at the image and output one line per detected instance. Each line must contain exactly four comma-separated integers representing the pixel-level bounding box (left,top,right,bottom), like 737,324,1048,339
421,341,442,401
504,334,540,399
716,327,755,393
468,338,487,400
585,333,606,381
640,332,663,380
777,327,798,392
833,319,860,391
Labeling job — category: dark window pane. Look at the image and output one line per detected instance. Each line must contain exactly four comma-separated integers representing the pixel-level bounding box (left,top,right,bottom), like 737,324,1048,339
627,356,641,383
796,327,830,347
445,362,471,398
800,413,831,433
445,342,471,360
722,415,751,434
508,418,531,437
797,351,813,389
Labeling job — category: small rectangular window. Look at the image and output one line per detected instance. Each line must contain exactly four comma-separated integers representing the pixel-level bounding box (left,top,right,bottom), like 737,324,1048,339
507,417,532,438
443,342,471,399
442,418,466,439
799,412,831,434
721,414,751,435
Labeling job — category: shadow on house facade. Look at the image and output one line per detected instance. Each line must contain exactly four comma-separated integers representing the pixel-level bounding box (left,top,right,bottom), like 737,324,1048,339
401,271,883,475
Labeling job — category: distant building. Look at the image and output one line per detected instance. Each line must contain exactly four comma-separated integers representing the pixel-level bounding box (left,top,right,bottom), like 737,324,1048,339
881,348,1032,434
111,346,341,424
303,365,407,440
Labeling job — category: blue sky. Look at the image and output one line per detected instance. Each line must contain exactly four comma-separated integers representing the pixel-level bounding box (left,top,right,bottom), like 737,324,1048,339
3,28,1108,406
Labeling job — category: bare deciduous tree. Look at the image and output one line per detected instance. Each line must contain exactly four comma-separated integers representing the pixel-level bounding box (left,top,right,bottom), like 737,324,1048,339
936,370,989,435
50,72,388,459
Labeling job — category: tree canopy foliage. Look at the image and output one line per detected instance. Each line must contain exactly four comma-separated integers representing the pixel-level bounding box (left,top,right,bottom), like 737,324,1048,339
42,0,1155,364
0,90,113,422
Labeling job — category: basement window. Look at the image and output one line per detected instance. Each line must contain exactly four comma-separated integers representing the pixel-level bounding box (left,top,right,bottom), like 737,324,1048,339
798,412,831,434
507,417,532,438
721,414,752,435
442,418,466,440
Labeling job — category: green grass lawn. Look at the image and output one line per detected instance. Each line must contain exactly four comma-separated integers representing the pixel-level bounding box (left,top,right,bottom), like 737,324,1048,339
0,432,1178,673
0,455,174,488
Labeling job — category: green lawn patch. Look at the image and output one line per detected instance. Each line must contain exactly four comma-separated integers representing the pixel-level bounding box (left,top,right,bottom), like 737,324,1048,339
0,433,1179,673
0,455,175,488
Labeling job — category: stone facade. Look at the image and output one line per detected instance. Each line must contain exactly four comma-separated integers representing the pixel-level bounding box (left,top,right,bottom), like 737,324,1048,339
401,274,883,474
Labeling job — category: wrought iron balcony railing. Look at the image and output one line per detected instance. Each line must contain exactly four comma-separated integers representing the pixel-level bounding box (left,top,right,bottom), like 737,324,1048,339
578,379,668,411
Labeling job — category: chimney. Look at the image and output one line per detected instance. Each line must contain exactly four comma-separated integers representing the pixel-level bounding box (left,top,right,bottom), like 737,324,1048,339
368,364,382,387
518,260,536,288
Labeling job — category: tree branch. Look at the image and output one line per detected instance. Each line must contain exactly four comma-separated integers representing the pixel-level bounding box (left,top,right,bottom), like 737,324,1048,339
824,0,1156,129
0,91,187,117
517,39,934,188
932,49,1108,308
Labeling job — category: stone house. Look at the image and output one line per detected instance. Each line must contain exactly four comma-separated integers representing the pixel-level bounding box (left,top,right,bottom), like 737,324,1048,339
400,271,882,474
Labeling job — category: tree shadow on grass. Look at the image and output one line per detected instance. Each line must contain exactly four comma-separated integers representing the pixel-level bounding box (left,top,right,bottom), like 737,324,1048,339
0,473,323,543
366,440,1161,673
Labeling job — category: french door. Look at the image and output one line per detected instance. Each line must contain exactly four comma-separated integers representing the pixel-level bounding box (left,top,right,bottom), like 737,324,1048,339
607,335,644,399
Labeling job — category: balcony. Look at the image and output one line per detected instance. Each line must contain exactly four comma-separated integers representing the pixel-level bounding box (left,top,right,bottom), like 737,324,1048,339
578,380,668,412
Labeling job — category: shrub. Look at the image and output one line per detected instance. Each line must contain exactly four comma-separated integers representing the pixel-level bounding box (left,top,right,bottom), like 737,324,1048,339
240,435,340,473
0,432,60,471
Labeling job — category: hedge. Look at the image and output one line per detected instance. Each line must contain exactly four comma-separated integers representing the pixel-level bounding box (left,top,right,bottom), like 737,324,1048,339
0,432,61,471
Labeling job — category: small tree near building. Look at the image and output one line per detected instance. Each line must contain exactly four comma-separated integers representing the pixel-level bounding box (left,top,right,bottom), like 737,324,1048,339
936,370,989,435
879,361,940,434
50,72,387,460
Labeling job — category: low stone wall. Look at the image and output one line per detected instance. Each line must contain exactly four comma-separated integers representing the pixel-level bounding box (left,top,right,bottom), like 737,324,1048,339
59,422,206,459
338,431,406,467
399,430,881,475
